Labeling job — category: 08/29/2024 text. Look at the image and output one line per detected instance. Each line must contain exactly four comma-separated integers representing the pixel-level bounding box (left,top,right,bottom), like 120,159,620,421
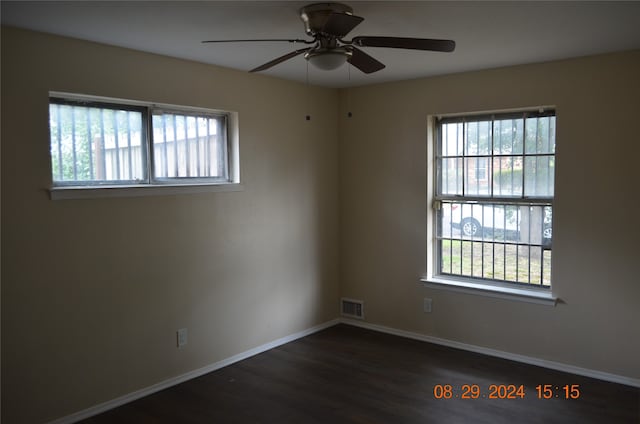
433,384,581,399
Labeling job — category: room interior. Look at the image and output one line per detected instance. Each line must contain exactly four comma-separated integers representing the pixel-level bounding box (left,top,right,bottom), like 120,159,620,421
1,2,639,423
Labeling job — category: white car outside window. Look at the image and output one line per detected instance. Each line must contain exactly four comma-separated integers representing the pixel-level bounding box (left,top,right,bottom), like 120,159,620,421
446,203,551,244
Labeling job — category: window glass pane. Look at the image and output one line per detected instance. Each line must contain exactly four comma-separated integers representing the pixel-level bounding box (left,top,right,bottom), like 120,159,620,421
543,206,553,245
49,103,144,183
441,122,464,156
517,205,551,245
492,156,523,197
493,118,523,155
542,250,552,286
481,204,517,242
524,156,554,197
152,112,225,180
525,116,555,154
464,158,490,196
439,158,463,195
465,120,491,156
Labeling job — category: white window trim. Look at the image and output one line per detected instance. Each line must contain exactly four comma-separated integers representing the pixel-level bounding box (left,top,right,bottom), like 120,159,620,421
48,92,241,199
423,109,558,306
49,182,244,200
421,278,557,306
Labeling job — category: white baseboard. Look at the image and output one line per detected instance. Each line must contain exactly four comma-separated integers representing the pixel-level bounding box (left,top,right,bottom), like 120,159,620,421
48,318,341,424
340,318,640,388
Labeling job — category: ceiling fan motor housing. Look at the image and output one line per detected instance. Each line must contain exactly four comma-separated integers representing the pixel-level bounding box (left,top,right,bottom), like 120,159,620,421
300,3,354,36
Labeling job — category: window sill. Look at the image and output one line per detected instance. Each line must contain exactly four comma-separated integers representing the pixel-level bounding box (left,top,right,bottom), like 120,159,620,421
421,277,558,306
49,182,244,200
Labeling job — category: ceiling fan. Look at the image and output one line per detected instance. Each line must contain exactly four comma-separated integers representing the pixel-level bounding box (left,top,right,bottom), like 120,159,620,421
202,2,455,74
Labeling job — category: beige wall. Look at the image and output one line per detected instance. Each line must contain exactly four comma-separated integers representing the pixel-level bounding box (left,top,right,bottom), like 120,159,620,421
339,51,640,379
1,27,339,423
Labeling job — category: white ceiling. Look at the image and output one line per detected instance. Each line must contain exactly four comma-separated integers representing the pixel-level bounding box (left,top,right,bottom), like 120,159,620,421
2,1,640,88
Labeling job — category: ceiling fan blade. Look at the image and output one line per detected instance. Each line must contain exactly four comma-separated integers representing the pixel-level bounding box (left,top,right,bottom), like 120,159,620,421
352,36,455,52
250,48,312,72
202,39,313,44
321,13,364,38
347,47,385,74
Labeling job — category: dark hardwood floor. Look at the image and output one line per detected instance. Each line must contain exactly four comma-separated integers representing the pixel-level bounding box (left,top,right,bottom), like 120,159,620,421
82,324,639,424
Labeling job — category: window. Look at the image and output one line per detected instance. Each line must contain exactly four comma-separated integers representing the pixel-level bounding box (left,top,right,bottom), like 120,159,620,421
49,94,237,191
431,109,555,291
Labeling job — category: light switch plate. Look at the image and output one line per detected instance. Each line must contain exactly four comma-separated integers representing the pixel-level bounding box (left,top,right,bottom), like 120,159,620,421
177,328,188,348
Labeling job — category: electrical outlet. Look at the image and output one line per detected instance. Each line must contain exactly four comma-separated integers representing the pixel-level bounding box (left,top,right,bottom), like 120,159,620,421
177,328,188,348
423,298,432,313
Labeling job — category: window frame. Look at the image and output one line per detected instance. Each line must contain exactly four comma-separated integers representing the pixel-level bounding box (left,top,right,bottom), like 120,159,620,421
49,97,150,187
48,92,240,199
149,108,231,185
423,108,558,305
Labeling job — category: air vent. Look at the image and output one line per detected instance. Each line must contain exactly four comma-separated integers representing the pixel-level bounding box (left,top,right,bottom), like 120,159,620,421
341,298,364,319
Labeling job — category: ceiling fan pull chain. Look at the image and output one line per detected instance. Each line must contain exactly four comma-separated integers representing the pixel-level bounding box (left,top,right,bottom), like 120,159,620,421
347,63,353,118
305,61,311,121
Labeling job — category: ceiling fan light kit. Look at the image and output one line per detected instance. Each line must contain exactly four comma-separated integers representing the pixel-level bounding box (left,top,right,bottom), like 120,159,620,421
305,47,352,70
202,2,456,74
